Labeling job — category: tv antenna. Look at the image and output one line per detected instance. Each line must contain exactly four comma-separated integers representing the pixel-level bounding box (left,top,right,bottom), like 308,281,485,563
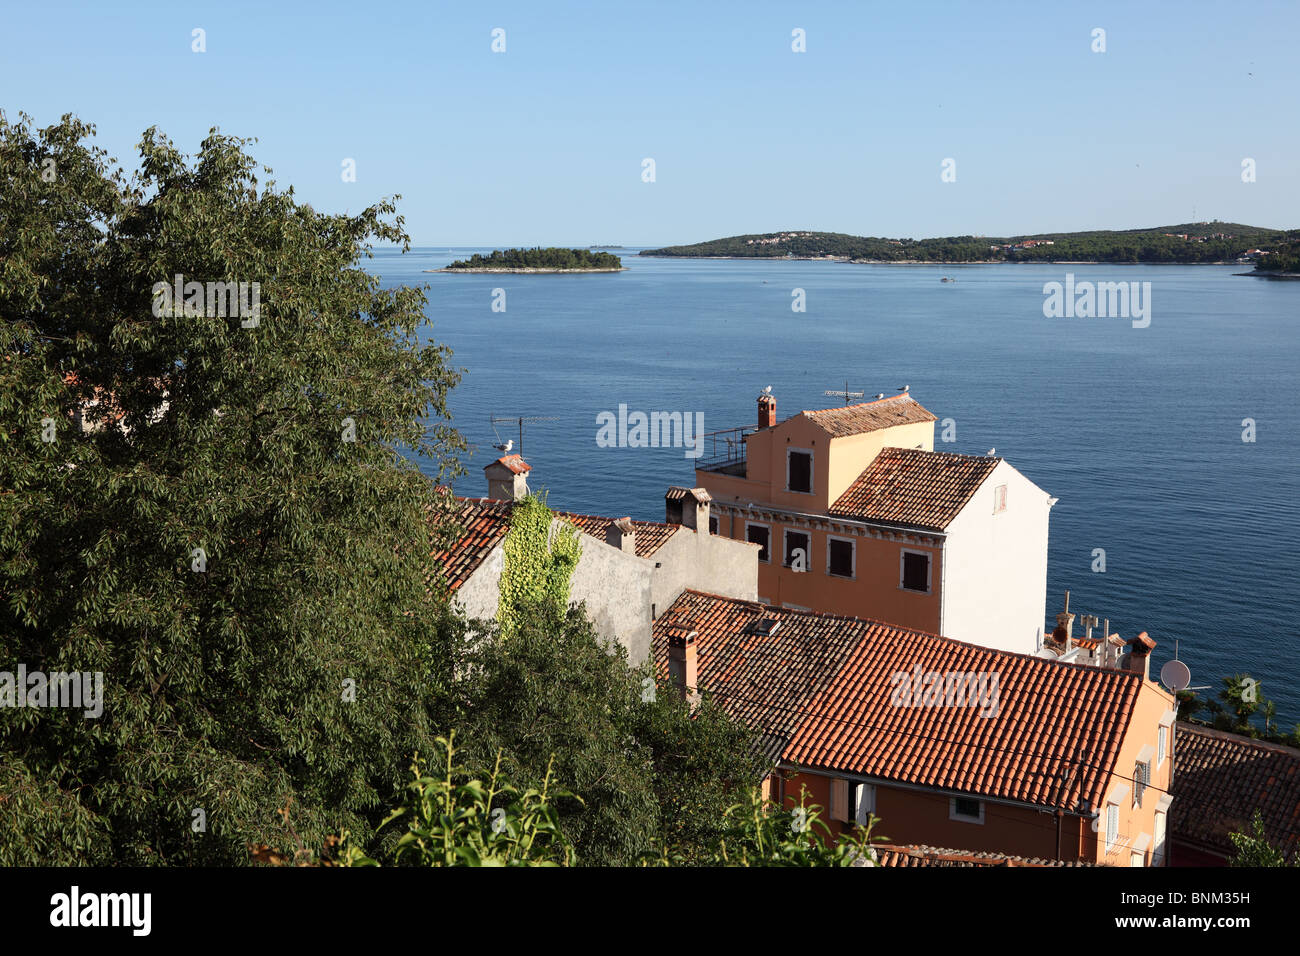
490,413,559,457
823,381,865,406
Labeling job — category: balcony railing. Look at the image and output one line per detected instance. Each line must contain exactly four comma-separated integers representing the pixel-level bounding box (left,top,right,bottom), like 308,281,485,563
696,426,756,473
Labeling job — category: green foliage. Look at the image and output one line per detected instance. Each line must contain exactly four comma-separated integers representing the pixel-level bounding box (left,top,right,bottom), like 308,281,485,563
453,601,759,866
642,222,1290,264
497,494,581,640
1228,811,1295,867
446,247,621,270
650,784,887,867
343,732,576,867
0,112,465,864
1254,234,1300,272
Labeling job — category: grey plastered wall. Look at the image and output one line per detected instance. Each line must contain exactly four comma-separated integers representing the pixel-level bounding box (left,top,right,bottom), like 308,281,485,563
649,527,759,617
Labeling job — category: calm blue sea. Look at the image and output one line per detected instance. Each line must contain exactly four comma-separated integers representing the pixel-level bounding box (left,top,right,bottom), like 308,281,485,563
368,248,1300,726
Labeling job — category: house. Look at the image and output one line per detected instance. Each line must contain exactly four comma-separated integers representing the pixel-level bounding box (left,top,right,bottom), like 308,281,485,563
429,455,758,663
652,589,1177,865
1167,723,1300,865
694,389,1054,655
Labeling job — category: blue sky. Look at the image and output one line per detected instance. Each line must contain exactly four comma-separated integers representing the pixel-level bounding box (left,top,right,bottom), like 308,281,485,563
4,0,1296,245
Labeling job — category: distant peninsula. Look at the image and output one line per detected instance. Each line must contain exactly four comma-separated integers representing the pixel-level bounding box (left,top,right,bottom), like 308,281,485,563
429,247,625,273
641,223,1300,267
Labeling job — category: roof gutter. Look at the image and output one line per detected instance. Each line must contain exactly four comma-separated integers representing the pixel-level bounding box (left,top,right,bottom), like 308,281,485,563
715,500,948,541
779,762,1096,819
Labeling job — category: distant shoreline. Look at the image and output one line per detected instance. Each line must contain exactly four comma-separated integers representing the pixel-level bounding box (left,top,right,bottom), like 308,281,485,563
636,254,1249,266
425,267,628,274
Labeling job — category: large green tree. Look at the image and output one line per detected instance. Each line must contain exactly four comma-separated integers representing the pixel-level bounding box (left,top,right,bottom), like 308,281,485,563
0,113,464,864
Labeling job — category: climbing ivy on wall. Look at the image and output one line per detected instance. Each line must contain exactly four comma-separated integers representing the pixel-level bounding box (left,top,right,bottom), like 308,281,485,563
498,495,581,639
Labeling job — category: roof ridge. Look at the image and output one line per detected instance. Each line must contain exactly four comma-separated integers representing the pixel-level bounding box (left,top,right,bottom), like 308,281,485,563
801,393,914,417
878,445,1004,463
1179,721,1300,757
672,589,1147,675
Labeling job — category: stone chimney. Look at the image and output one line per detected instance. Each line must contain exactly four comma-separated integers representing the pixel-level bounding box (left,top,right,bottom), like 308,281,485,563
605,517,636,554
665,486,712,532
484,454,531,501
757,389,776,429
1122,632,1157,680
1053,591,1074,652
667,626,699,709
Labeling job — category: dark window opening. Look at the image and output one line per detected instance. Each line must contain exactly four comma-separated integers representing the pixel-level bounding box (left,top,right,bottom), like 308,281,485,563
784,531,810,569
788,451,812,493
953,798,981,820
829,539,854,577
747,525,770,563
902,551,930,592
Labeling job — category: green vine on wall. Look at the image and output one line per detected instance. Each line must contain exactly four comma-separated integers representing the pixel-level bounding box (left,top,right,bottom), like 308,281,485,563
498,494,581,639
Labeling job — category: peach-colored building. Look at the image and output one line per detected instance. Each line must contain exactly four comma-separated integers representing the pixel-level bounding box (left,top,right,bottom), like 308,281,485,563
654,590,1177,865
695,389,1054,655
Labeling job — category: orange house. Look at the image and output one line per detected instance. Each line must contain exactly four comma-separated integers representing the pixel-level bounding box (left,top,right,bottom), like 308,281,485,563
653,590,1177,865
695,389,1054,656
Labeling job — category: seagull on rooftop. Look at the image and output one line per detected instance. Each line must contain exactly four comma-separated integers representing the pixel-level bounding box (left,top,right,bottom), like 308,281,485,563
493,439,513,454
987,448,996,456
873,393,885,400
897,385,909,393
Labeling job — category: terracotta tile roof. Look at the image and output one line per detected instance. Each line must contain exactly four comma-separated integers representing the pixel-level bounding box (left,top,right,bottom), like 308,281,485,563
829,447,1000,531
869,844,1098,867
652,590,1151,812
1170,723,1300,859
428,497,513,591
489,454,531,474
429,498,682,591
801,394,936,438
557,511,679,559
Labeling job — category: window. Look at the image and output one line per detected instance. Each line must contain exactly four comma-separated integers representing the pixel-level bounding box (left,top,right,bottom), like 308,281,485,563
746,522,770,563
1153,811,1167,867
1157,726,1167,766
830,778,849,822
708,514,719,535
900,549,931,592
852,783,875,825
1134,761,1149,809
1105,803,1119,852
1130,850,1144,868
827,536,855,578
993,483,1008,514
949,797,983,824
783,529,810,571
787,449,812,494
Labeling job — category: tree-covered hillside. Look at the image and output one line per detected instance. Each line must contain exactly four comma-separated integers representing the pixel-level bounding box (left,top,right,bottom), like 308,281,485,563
642,223,1291,264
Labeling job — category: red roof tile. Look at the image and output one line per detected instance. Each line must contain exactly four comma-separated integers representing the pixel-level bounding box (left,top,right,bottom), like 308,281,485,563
801,394,936,438
429,498,681,591
428,497,513,591
488,454,531,475
653,590,1150,812
1171,724,1300,859
870,844,1098,867
557,511,679,559
829,447,1000,531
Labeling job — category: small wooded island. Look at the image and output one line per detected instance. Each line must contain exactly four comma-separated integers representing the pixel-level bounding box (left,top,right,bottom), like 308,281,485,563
429,247,625,273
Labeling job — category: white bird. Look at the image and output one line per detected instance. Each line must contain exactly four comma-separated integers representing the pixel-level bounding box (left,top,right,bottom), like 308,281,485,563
897,385,909,393
987,448,996,456
493,439,514,454
873,393,885,400
761,385,772,395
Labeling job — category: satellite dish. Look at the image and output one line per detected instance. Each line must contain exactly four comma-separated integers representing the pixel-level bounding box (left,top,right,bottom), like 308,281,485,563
1159,659,1191,693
